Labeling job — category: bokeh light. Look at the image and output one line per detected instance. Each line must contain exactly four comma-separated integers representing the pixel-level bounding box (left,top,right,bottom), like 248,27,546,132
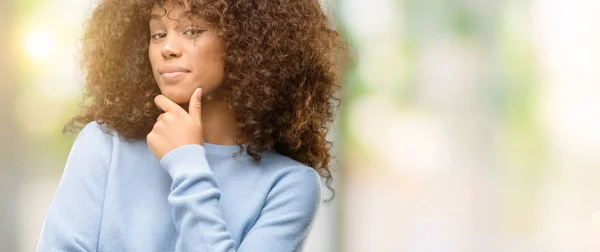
22,28,56,62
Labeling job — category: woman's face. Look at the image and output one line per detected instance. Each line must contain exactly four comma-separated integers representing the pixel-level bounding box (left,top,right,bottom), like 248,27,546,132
148,2,224,104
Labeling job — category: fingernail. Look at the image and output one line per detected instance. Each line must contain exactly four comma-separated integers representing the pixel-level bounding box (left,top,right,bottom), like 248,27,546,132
197,88,202,100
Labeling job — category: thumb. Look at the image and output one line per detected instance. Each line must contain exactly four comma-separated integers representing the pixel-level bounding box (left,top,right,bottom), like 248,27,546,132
188,88,202,123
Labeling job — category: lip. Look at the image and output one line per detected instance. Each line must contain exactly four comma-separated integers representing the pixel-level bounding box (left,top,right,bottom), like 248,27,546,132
159,66,190,82
159,65,190,74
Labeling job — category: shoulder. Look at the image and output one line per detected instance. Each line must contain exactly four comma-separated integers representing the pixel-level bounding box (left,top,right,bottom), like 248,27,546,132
70,121,119,163
58,122,120,189
262,151,321,183
77,121,117,144
261,153,322,204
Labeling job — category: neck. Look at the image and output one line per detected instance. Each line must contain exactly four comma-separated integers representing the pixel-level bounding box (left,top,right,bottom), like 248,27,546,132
197,96,245,146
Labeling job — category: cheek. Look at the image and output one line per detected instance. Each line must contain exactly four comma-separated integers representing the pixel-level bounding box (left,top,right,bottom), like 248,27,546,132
191,45,225,78
148,46,159,67
193,45,222,66
148,46,163,84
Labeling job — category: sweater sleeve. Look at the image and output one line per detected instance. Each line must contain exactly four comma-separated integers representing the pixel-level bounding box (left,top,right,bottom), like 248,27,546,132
159,144,322,252
36,122,113,252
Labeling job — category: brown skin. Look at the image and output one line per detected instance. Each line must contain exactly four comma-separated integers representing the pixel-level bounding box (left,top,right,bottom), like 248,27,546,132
149,88,203,160
148,3,224,105
148,2,242,147
66,0,346,195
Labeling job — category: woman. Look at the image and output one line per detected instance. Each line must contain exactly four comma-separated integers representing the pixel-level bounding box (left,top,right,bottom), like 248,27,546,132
37,0,344,251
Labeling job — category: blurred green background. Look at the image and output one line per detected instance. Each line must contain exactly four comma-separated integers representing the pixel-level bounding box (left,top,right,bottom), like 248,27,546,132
2,0,600,251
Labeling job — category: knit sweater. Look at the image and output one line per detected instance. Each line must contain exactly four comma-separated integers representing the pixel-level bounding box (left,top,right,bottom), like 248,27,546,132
37,121,322,252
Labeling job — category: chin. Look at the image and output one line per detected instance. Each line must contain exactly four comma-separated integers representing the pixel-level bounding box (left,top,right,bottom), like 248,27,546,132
159,86,193,104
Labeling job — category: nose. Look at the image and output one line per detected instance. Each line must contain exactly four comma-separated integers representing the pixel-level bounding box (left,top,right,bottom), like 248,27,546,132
161,35,182,59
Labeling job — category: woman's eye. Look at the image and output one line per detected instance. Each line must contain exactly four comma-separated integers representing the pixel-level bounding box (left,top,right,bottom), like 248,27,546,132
183,29,205,37
150,33,166,40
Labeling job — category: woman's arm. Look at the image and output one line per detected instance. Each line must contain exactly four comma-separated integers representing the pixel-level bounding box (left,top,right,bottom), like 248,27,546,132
160,144,321,252
36,122,112,252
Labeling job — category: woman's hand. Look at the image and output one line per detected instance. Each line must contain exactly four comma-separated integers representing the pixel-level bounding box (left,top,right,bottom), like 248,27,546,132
147,88,204,160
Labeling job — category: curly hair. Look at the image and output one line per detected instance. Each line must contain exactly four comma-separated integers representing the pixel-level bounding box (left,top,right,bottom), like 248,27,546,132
66,0,346,197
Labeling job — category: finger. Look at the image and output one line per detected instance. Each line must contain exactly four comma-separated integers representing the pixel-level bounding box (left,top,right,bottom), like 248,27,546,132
188,88,202,124
156,112,174,122
146,131,159,153
154,95,183,113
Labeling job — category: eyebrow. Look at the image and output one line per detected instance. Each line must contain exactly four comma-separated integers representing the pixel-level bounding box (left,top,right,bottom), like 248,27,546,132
149,10,195,22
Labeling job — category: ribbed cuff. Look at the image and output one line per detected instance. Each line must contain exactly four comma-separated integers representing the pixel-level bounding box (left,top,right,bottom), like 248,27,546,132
159,144,211,178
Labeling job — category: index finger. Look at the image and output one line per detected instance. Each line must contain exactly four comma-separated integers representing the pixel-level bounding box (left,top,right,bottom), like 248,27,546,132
154,95,184,113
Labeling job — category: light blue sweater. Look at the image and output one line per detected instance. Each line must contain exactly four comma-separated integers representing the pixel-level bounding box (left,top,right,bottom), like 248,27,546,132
37,122,322,252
